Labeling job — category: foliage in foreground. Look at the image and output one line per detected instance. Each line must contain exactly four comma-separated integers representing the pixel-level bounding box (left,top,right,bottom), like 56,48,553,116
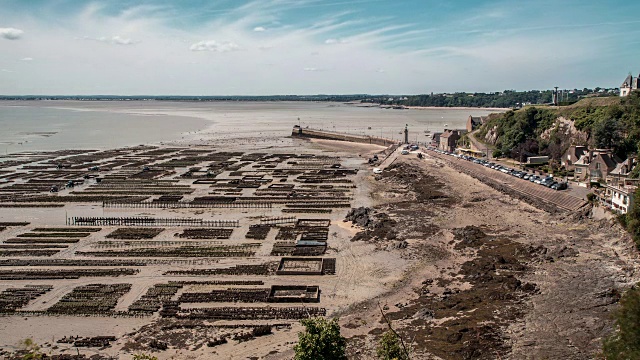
624,187,640,247
377,330,409,360
294,317,347,360
19,338,42,360
603,284,640,359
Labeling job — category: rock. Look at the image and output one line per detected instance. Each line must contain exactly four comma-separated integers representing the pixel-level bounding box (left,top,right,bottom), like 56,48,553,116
413,308,435,320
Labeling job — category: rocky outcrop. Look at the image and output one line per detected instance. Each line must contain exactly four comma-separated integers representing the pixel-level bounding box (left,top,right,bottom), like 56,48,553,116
539,116,588,144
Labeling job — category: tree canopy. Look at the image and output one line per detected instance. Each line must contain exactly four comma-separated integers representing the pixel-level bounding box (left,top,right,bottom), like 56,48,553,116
294,317,347,360
603,284,640,359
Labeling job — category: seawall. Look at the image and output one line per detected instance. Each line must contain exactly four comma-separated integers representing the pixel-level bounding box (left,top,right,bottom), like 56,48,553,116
291,126,399,147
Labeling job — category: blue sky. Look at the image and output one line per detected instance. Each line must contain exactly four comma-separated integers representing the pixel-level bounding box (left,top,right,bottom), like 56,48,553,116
0,0,638,95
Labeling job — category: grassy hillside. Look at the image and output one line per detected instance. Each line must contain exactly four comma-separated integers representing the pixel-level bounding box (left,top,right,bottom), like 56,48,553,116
476,92,640,164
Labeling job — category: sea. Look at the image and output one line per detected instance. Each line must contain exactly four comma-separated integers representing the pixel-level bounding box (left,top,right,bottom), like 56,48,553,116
0,101,500,154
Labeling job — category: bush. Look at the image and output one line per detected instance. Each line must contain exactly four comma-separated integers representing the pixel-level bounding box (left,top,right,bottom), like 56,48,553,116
626,187,640,247
603,285,640,359
377,330,409,360
492,149,503,158
294,317,347,360
19,338,42,360
586,193,597,203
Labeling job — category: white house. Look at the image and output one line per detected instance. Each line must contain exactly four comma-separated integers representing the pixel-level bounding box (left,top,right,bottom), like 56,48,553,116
602,179,637,214
620,73,640,97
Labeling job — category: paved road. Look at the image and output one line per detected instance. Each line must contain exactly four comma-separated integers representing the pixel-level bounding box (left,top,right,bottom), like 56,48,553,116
427,150,587,212
468,130,492,159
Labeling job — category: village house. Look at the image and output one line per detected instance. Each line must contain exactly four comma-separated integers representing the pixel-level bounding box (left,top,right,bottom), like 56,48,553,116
438,129,462,152
608,157,637,186
561,145,588,171
466,115,488,132
573,149,622,182
620,73,640,97
601,178,638,214
430,132,442,148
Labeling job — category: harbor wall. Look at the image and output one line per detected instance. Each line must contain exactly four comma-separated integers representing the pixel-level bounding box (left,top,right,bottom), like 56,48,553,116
291,126,399,147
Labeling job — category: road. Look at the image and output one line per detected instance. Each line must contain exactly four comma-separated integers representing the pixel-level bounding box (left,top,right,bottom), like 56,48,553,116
427,150,587,212
468,130,493,159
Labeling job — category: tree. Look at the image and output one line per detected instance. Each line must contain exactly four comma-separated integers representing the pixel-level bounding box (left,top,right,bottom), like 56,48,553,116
625,186,640,247
19,338,42,360
377,330,409,360
603,284,640,359
593,118,622,149
294,317,347,360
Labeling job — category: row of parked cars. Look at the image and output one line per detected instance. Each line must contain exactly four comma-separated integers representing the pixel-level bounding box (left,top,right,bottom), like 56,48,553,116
427,147,568,191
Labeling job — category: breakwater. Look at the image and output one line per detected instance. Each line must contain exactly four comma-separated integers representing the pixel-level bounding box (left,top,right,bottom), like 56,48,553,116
291,126,399,146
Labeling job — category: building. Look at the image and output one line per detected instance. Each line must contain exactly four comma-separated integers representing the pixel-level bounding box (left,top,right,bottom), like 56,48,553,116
527,156,549,165
599,156,637,214
620,73,640,97
601,179,638,214
573,149,622,182
561,145,588,171
466,115,487,132
438,129,462,152
430,132,442,148
608,157,637,185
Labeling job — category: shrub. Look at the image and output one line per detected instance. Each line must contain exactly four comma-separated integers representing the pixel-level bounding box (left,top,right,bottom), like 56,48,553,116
603,285,640,359
377,330,409,360
19,338,42,360
294,317,346,360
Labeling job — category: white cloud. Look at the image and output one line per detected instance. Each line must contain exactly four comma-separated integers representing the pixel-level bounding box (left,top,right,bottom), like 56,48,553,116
190,40,241,52
83,35,136,45
253,26,266,32
304,67,328,72
111,36,134,45
325,38,348,44
0,27,24,40
1,69,14,73
21,57,33,61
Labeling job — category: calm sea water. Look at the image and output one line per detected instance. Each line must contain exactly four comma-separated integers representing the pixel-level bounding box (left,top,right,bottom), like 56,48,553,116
0,104,209,155
0,101,500,154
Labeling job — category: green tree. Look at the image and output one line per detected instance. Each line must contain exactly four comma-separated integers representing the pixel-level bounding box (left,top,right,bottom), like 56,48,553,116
625,187,640,247
593,118,623,149
377,330,409,360
19,338,42,360
603,284,640,359
294,317,347,360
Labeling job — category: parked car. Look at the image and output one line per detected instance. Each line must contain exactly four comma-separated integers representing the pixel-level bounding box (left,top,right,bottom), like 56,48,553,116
541,178,554,187
373,168,382,174
401,150,409,155
551,182,568,190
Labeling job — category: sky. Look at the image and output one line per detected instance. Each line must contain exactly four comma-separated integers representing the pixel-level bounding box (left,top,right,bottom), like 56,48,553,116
0,0,639,95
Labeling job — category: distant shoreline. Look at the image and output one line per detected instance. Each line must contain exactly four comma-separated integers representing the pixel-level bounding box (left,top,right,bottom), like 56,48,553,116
395,105,508,111
0,99,510,111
